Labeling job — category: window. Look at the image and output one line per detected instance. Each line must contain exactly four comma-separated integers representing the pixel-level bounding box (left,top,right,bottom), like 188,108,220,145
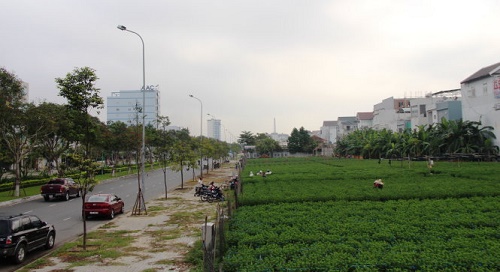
11,220,21,232
21,217,32,230
468,88,476,97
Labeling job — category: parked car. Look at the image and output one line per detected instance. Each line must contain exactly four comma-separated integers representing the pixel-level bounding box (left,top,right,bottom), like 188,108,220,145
40,177,81,201
83,194,124,219
0,214,56,264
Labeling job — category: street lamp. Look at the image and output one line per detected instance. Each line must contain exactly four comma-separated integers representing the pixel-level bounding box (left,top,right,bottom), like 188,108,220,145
189,94,203,178
117,24,146,214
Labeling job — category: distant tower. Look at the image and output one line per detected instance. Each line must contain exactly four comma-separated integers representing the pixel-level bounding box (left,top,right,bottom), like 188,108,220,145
274,118,276,133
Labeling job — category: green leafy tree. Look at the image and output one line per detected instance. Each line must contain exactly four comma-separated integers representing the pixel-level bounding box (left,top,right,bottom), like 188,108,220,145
0,69,42,196
169,129,197,188
288,127,314,153
55,66,103,250
238,131,256,145
30,102,73,177
256,135,281,157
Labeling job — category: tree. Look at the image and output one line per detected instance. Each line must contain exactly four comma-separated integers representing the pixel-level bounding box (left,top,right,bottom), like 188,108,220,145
1,104,43,196
288,127,314,153
56,67,103,250
155,115,171,198
238,131,256,145
0,67,25,178
256,135,281,157
169,129,197,189
30,102,73,177
0,68,42,196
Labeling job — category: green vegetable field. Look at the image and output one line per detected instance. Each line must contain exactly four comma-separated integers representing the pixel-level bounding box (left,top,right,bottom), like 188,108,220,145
224,157,500,271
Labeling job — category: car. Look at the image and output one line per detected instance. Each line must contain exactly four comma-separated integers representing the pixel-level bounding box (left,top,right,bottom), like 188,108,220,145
83,194,125,219
0,214,56,264
40,177,81,201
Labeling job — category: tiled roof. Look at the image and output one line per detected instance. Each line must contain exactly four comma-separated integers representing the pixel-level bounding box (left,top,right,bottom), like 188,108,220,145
356,112,373,120
461,62,500,84
322,121,337,126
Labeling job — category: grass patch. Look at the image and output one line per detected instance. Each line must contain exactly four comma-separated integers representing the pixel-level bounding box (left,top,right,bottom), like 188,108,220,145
21,229,138,270
185,240,204,268
169,210,207,225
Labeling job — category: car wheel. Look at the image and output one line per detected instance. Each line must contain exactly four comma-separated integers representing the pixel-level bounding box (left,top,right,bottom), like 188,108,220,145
43,195,50,201
120,205,124,214
109,209,115,219
64,192,70,201
76,190,80,197
45,232,55,249
12,243,26,264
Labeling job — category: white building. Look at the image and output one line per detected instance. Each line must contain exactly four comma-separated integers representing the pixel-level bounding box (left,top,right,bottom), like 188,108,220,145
460,61,500,147
372,97,411,132
207,118,221,141
356,112,373,129
106,86,160,126
268,132,289,148
320,121,338,144
337,116,358,140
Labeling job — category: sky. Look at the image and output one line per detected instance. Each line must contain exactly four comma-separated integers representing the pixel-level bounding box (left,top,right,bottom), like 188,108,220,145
2,0,500,141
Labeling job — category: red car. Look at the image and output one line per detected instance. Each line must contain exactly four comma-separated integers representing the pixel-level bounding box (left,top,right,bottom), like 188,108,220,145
83,194,124,219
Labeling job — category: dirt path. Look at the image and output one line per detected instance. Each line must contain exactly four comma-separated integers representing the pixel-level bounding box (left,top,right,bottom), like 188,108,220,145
25,163,238,272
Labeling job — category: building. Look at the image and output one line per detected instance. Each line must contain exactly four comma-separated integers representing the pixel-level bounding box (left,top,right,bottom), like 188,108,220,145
337,116,358,140
319,121,338,144
460,61,500,147
207,118,221,141
372,97,411,132
424,89,462,126
268,132,289,149
106,86,160,126
356,112,373,129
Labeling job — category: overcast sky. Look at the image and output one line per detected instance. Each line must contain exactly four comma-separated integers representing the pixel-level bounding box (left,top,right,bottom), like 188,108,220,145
2,0,500,140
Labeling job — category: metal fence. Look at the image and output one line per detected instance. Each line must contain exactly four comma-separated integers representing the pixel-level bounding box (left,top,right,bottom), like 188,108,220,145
201,159,244,271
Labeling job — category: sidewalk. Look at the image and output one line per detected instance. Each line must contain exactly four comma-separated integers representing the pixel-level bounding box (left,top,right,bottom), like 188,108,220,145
19,163,238,272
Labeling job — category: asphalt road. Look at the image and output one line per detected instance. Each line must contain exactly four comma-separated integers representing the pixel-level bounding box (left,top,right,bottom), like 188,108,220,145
0,166,198,272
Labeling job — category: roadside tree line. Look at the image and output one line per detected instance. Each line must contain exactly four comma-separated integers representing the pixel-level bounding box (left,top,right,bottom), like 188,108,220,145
0,67,239,196
334,120,499,160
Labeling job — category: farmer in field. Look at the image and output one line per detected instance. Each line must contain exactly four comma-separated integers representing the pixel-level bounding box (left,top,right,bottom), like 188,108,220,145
373,179,384,189
427,159,434,169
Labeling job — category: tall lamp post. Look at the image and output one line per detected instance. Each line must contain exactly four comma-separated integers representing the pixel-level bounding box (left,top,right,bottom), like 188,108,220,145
189,94,203,178
117,24,147,214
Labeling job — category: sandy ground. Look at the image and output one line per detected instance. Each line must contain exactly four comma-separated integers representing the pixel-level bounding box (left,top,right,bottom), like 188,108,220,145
25,164,238,272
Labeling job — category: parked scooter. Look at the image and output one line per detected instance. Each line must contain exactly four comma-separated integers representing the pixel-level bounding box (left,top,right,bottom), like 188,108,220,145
194,184,210,197
200,186,225,202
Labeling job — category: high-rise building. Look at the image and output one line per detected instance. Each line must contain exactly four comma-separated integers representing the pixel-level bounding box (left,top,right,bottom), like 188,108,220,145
207,118,221,141
107,86,160,126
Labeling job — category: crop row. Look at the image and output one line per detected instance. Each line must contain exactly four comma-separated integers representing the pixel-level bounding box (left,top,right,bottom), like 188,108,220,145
240,158,500,205
225,196,500,271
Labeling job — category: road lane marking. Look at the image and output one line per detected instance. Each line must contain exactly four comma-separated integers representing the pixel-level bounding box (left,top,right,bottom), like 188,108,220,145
23,210,33,214
49,204,56,207
63,217,71,221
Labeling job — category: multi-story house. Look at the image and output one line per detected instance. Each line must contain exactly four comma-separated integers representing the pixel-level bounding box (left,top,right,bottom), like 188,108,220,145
356,112,373,129
319,121,338,144
372,97,411,132
336,116,358,140
460,61,500,147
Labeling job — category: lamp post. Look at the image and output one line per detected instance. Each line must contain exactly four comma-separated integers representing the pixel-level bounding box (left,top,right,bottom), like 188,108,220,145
189,94,203,178
117,24,146,214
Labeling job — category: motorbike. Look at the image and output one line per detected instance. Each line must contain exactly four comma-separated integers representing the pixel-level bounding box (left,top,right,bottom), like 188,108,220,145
194,184,210,197
200,186,225,202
